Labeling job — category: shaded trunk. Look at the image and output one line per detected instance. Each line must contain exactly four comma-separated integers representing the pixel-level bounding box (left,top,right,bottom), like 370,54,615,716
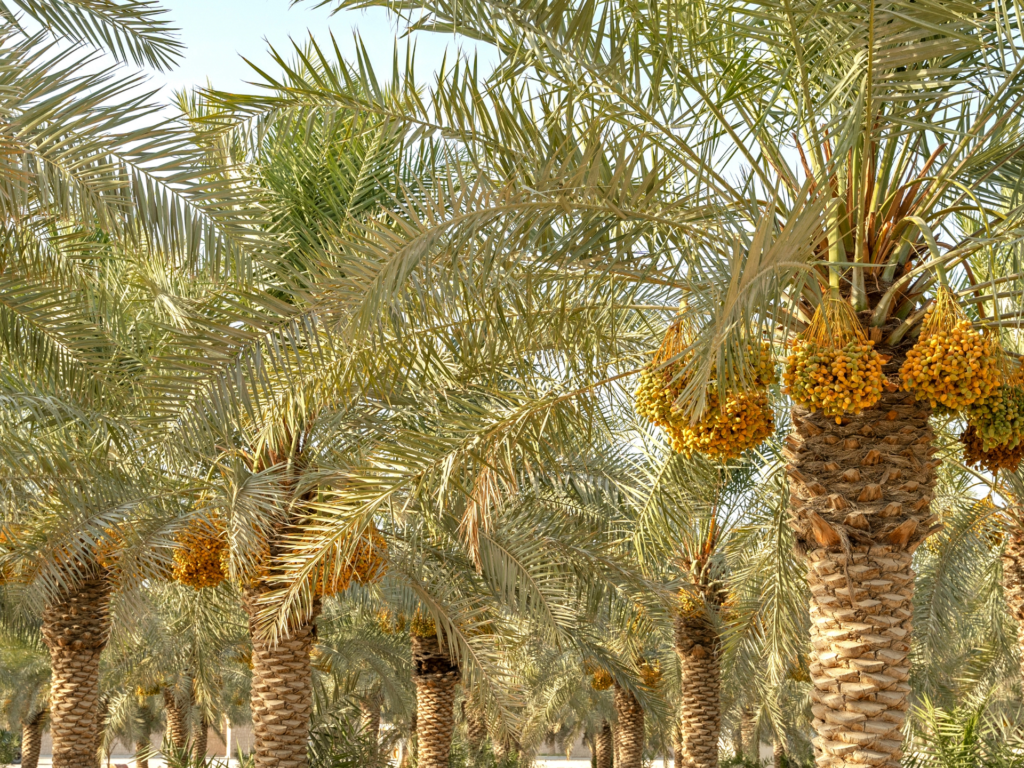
21,710,44,768
162,688,189,750
246,589,321,768
788,389,936,768
359,693,382,742
774,737,785,768
41,574,110,768
741,709,755,762
412,632,460,768
613,683,644,768
673,719,683,768
675,608,720,768
360,691,383,767
136,739,151,768
463,695,487,767
1002,525,1024,682
493,735,508,764
595,720,614,768
193,714,208,761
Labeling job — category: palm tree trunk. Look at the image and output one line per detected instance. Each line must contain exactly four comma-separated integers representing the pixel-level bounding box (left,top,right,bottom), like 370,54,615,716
412,632,460,768
773,737,785,768
1002,524,1024,683
246,590,321,768
136,739,151,768
595,720,614,768
360,694,382,742
675,609,720,768
463,695,487,767
613,683,644,768
21,710,44,768
673,719,683,768
193,714,208,761
788,389,936,768
162,689,189,750
41,574,110,768
741,709,755,762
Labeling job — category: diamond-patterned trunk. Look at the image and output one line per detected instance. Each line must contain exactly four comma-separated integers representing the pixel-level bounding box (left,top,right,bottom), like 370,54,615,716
41,575,110,768
774,737,785,768
193,714,209,761
246,590,321,768
595,720,613,768
464,695,487,767
162,688,188,750
1002,525,1024,682
614,683,645,768
675,608,720,768
21,711,43,768
412,633,460,768
787,389,938,768
135,740,150,768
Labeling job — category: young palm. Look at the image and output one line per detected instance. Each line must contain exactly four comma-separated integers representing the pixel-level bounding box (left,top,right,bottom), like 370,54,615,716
0,617,50,768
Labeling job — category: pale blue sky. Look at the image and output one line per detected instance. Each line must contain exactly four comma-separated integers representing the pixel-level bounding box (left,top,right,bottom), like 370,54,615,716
150,1,465,100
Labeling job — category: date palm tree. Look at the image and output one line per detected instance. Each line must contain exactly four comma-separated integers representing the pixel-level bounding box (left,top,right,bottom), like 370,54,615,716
218,3,1024,765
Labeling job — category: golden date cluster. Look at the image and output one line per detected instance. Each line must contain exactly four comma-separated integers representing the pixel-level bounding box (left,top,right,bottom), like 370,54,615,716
783,339,884,420
634,342,775,461
900,317,998,410
171,519,228,590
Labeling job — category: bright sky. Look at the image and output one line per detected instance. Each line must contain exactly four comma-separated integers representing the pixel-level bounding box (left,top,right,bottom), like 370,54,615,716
149,1,464,101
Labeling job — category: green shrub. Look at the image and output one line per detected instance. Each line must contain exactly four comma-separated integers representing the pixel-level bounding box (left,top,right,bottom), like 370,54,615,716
0,730,18,765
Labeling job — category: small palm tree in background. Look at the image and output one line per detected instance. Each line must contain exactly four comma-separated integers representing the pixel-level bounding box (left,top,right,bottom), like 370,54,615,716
0,614,49,768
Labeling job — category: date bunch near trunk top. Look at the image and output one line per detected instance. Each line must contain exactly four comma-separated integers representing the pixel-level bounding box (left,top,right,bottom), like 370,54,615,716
784,298,884,421
171,516,228,591
634,319,775,461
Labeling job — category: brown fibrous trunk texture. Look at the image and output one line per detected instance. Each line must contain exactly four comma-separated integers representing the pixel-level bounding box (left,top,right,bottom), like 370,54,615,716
464,696,487,766
788,388,937,768
614,683,645,768
162,688,189,750
246,589,321,768
1002,525,1024,682
413,633,460,768
136,739,151,768
41,574,110,768
675,608,720,768
774,738,786,768
193,714,209,761
673,719,684,768
360,695,382,742
21,710,44,768
595,720,614,768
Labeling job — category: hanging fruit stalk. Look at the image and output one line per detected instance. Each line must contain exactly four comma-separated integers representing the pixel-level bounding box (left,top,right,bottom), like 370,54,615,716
900,285,998,411
783,297,884,422
171,518,227,590
635,315,775,460
313,526,388,597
